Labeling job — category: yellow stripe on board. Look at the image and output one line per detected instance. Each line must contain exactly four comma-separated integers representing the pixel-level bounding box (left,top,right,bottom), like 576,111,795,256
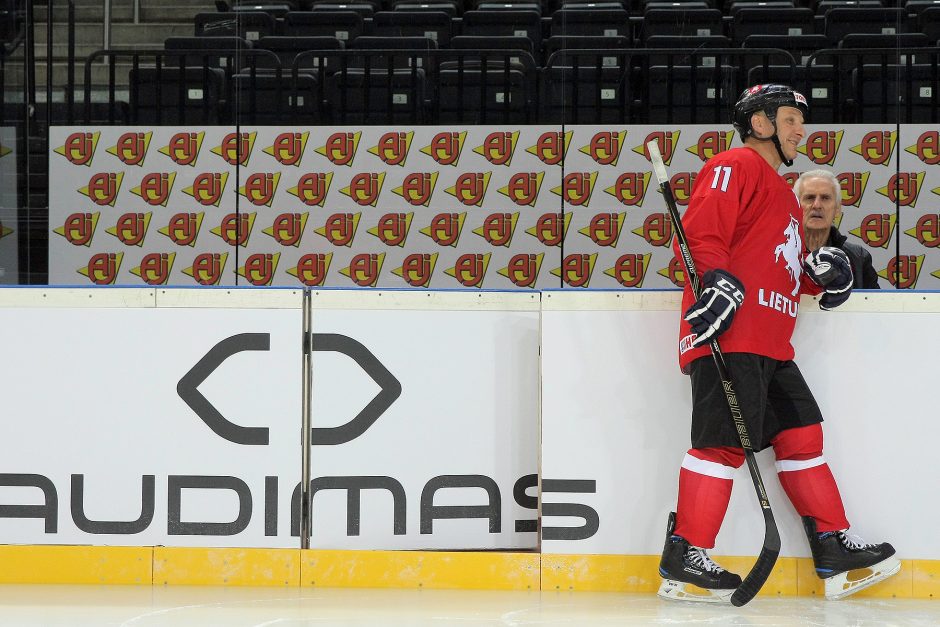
301,550,540,591
0,546,934,598
153,547,300,586
0,545,151,584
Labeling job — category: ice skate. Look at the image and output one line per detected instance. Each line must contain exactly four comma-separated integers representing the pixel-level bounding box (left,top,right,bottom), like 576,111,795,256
657,512,742,603
802,516,901,600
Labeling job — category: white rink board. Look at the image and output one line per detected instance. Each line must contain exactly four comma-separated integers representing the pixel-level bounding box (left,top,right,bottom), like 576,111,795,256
541,290,940,559
0,290,303,548
308,291,540,550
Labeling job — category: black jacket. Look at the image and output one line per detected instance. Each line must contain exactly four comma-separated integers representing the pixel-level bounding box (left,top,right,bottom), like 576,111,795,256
827,226,880,289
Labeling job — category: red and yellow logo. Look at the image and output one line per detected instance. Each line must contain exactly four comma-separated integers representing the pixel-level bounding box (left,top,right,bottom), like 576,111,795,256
368,131,413,167
420,213,466,247
551,253,596,288
340,172,385,206
287,172,333,206
552,172,597,207
78,252,122,285
239,253,280,286
159,212,204,247
54,212,100,246
879,255,923,288
632,213,673,246
446,253,490,288
131,252,175,285
0,221,12,240
78,172,124,206
106,131,152,166
526,213,572,247
159,132,205,166
316,131,361,166
420,131,466,166
580,212,625,246
183,252,228,285
238,172,281,207
667,172,697,206
211,212,256,247
445,172,491,206
498,253,543,288
580,130,626,166
474,131,519,166
876,172,924,207
211,131,256,166
850,213,896,249
288,253,332,286
905,131,940,166
498,172,544,206
182,172,229,206
850,131,897,166
604,172,650,206
686,130,734,161
633,131,680,166
54,131,100,166
658,257,687,287
798,130,843,166
837,172,869,207
368,212,413,247
130,172,176,206
527,131,572,165
264,131,309,166
341,253,385,287
315,212,361,247
393,252,437,288
106,212,152,247
904,214,940,248
474,212,519,247
605,253,651,287
393,172,438,206
263,212,309,247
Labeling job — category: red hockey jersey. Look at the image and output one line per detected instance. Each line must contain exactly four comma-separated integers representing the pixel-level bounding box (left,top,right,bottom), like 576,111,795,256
674,146,821,371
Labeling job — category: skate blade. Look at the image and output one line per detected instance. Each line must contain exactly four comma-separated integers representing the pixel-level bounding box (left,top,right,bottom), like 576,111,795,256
658,578,734,604
824,556,902,600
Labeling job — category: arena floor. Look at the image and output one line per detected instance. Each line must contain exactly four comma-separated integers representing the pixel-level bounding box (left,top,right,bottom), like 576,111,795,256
0,585,936,626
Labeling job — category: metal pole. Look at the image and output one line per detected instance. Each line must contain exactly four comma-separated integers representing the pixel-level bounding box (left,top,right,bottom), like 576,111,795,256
133,0,140,24
103,0,111,50
300,289,313,550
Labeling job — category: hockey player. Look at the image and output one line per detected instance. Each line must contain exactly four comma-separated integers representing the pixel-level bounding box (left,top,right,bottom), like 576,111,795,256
657,84,899,603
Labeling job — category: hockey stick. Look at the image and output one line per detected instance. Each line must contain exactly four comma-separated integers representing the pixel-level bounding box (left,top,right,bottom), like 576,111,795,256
647,140,779,607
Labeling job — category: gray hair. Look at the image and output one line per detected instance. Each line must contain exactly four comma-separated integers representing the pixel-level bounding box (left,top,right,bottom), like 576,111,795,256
794,169,839,200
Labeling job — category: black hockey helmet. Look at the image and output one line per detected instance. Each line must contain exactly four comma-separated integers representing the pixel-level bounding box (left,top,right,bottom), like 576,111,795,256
731,84,809,141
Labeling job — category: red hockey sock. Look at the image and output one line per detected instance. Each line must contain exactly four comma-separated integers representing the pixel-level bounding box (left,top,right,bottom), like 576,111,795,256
673,447,745,549
771,424,849,532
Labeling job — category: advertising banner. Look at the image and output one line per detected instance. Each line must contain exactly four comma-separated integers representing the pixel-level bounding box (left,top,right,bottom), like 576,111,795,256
49,125,940,289
307,291,540,549
541,291,940,559
0,290,303,548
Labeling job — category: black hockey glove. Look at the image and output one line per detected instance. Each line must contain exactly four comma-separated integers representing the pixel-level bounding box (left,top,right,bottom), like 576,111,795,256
684,269,745,348
804,247,853,311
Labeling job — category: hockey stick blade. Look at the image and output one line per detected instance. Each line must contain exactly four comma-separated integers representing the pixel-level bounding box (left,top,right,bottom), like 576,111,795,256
647,139,780,606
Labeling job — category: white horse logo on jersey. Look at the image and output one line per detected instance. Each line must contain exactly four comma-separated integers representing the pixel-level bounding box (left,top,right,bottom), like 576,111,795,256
774,216,803,296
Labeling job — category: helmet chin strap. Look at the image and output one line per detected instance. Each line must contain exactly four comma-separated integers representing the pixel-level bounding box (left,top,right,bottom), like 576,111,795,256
750,122,792,167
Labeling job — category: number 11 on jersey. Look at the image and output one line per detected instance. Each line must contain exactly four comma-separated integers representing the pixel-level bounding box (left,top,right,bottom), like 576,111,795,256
711,165,732,192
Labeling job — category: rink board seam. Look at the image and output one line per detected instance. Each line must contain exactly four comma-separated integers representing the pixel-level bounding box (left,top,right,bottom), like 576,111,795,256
0,547,932,598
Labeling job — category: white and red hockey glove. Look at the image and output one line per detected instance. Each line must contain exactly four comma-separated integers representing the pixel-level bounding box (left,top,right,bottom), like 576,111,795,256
804,247,853,311
684,269,745,348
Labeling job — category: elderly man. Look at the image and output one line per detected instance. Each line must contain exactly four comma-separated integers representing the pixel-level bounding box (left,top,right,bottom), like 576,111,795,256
795,169,880,289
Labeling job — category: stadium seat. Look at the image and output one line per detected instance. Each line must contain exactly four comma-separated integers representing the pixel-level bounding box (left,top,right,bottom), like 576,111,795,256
438,52,537,123
373,11,453,46
646,64,738,123
327,68,427,123
282,11,364,41
540,65,631,123
640,8,723,40
727,0,795,13
854,62,940,122
233,71,322,123
349,36,437,70
310,2,375,18
461,10,542,54
644,34,733,67
731,7,814,43
129,67,226,123
392,2,460,17
163,36,252,73
918,6,940,41
194,11,276,41
824,8,909,44
256,36,344,73
550,9,632,39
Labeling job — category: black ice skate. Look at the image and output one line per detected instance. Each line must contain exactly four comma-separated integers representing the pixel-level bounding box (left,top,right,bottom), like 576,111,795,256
802,516,901,600
658,512,742,603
